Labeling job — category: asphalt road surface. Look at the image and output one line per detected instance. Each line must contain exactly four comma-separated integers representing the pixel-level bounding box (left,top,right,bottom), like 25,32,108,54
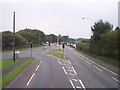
2,44,119,89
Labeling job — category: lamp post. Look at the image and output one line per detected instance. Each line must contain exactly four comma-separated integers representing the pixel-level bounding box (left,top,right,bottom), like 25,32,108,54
13,11,15,62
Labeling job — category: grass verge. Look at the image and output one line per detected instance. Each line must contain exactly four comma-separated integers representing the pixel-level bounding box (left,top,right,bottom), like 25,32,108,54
0,58,25,70
47,49,64,58
1,58,34,88
77,50,120,67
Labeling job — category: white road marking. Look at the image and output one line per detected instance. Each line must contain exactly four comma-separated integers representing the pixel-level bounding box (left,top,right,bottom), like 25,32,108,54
72,67,77,74
69,73,76,76
93,65,102,72
85,61,91,65
61,63,71,66
62,66,68,74
67,69,74,72
72,79,78,82
27,73,35,86
68,60,72,65
79,80,86,90
78,54,118,76
76,86,82,88
99,65,118,76
69,80,75,88
58,59,61,65
35,65,40,71
40,61,42,64
112,77,120,83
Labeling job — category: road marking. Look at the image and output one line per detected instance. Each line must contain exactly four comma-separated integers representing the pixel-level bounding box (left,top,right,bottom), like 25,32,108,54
69,80,75,88
99,65,118,76
67,69,74,72
61,63,71,66
85,61,91,64
69,73,76,76
62,66,68,74
68,60,72,65
93,65,102,72
112,77,120,83
72,79,78,82
58,59,61,64
76,86,82,88
79,80,86,90
72,67,77,74
35,65,40,71
40,61,42,64
27,73,35,86
78,54,118,76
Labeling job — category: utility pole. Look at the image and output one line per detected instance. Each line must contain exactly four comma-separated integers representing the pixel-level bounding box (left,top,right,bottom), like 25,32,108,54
13,11,15,62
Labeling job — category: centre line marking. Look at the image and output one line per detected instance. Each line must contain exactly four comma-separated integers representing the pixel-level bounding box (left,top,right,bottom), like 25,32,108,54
35,65,40,71
27,73,35,86
79,80,86,90
62,66,68,74
69,80,75,89
93,65,102,72
72,67,77,74
112,77,120,83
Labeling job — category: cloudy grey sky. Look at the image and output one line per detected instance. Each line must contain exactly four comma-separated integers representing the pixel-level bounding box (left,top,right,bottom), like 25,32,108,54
1,0,119,39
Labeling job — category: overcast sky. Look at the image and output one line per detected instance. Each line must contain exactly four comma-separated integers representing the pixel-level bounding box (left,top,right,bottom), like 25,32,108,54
1,0,119,39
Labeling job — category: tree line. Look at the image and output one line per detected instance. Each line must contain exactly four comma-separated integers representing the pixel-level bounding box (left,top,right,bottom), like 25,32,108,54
76,20,119,59
2,28,75,50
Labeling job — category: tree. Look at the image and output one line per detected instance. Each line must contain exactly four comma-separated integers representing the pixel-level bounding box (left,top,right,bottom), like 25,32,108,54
90,20,113,54
62,35,69,43
17,28,46,45
45,34,57,43
2,31,28,50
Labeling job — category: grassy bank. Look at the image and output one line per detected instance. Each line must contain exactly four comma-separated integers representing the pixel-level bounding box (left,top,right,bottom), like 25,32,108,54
77,50,119,67
1,58,34,88
0,58,24,70
47,49,64,58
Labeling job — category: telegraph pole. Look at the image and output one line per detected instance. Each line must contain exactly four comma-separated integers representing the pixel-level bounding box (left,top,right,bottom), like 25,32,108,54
13,11,15,62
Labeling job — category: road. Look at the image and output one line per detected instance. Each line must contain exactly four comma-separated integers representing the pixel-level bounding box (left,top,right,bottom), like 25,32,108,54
2,44,119,89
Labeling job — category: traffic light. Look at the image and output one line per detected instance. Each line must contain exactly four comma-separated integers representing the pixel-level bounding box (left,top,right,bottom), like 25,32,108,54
62,43,65,49
49,42,50,46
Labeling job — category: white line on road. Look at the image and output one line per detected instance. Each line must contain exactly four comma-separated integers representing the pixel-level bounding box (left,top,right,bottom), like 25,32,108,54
62,66,68,74
72,79,78,82
61,64,71,66
69,80,75,88
27,73,35,86
112,77,120,83
99,65,118,76
79,80,86,90
68,60,72,65
35,65,40,71
72,67,77,74
57,59,61,65
85,61,91,65
76,86,82,88
93,65,102,72
40,61,42,64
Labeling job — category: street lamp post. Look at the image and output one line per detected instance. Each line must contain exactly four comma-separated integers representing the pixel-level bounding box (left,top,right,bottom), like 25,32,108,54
13,11,15,62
